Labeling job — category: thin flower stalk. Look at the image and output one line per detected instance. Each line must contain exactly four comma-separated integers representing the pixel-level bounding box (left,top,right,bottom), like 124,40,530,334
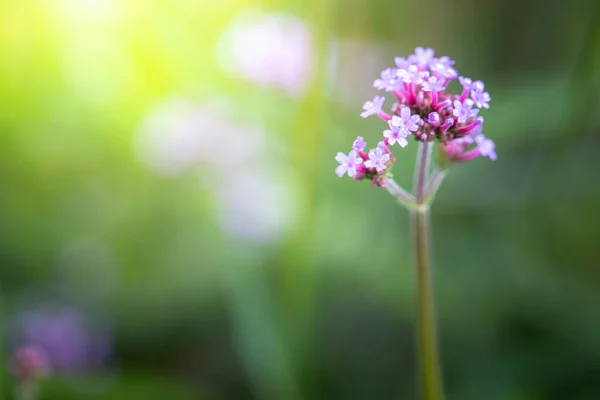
335,47,496,399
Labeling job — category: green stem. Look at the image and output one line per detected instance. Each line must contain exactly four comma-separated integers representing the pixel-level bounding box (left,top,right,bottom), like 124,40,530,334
385,178,417,210
424,168,447,205
414,141,432,204
413,142,444,400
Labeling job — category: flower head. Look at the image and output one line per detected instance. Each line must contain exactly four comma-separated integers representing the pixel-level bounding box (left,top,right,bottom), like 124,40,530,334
361,95,385,118
335,150,363,178
336,46,495,188
364,147,390,172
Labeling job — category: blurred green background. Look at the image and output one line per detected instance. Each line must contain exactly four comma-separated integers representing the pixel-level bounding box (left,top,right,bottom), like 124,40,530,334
1,0,600,399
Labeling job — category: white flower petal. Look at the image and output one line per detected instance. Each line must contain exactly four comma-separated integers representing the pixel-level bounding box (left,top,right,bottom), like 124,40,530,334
335,152,348,164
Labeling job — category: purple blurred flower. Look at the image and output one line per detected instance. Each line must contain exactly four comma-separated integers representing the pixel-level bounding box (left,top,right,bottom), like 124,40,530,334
458,76,473,91
475,134,497,160
394,56,409,69
15,307,112,374
434,56,455,67
409,47,435,66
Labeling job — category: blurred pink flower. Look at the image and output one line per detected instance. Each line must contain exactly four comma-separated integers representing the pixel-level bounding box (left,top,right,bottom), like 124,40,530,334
10,345,50,383
217,10,314,97
135,99,266,176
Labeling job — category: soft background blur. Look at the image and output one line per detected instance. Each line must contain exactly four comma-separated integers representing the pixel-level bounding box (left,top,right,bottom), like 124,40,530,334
1,0,600,399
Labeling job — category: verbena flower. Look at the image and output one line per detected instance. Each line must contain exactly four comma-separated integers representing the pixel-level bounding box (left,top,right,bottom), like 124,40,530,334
422,76,446,92
458,76,473,91
373,68,398,90
391,107,421,134
352,136,367,152
335,46,495,186
409,47,435,66
361,95,386,118
398,65,427,85
384,123,409,148
474,133,497,160
452,99,479,124
470,80,491,109
439,127,497,164
335,150,363,178
430,60,458,79
364,147,390,172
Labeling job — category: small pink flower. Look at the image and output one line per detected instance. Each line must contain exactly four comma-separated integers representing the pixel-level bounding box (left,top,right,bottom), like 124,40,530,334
364,147,390,172
335,150,363,178
391,107,421,134
383,123,409,148
475,134,497,160
360,95,386,118
352,136,367,152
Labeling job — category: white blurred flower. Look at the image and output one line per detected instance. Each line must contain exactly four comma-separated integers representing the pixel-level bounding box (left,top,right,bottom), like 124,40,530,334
134,98,267,176
134,97,295,243
217,10,314,97
215,170,296,244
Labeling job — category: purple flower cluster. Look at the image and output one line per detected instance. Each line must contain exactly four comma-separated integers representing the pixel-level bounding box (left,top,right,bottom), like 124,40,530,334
15,306,113,374
336,47,495,186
